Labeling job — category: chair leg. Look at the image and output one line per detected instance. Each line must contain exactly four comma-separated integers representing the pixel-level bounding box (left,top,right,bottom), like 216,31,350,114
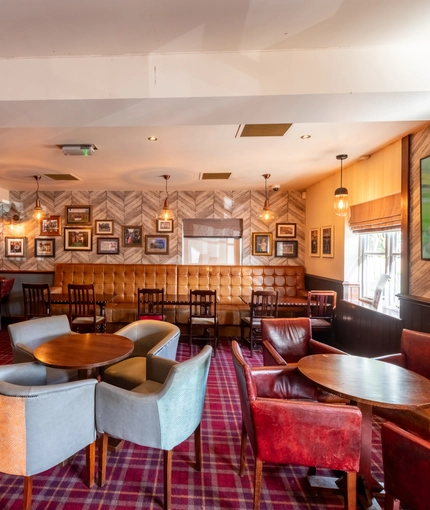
98,432,108,487
345,471,356,510
23,476,33,510
253,458,263,510
188,323,193,358
194,423,202,471
239,421,248,476
249,327,254,357
164,449,173,510
86,441,96,488
384,493,400,510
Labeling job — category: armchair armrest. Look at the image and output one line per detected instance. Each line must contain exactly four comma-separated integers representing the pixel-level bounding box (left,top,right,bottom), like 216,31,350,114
309,339,347,356
374,352,406,368
262,340,287,366
146,355,178,384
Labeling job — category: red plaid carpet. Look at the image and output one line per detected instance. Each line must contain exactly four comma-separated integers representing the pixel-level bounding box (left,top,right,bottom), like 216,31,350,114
0,330,384,509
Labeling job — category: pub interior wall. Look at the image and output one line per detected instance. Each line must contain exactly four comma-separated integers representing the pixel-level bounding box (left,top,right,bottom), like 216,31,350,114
0,189,305,270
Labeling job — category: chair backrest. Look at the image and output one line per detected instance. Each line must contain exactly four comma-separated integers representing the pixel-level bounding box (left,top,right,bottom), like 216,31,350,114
22,282,51,319
249,290,278,319
138,288,165,320
381,421,430,510
0,362,96,478
68,283,97,321
401,329,430,380
8,315,73,363
261,317,312,362
307,290,337,320
189,289,217,319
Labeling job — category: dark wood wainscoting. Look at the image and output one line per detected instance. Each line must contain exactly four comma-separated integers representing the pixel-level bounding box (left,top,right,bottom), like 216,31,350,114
335,300,404,357
305,274,344,298
398,294,430,332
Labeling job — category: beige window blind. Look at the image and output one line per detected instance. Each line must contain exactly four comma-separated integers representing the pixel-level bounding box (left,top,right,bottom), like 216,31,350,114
349,193,401,233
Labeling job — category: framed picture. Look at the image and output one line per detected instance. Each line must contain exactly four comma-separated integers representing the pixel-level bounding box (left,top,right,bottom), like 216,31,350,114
97,237,120,255
95,220,114,235
275,240,298,258
64,227,92,251
276,223,296,238
65,205,92,225
35,238,55,257
309,228,320,257
5,237,26,257
321,225,334,257
145,235,169,255
40,215,62,236
421,155,430,259
123,226,143,247
156,219,174,233
252,232,273,256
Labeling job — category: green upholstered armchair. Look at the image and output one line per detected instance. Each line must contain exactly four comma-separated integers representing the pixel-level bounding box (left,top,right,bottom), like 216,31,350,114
7,315,78,383
96,345,212,510
0,362,97,510
102,319,180,390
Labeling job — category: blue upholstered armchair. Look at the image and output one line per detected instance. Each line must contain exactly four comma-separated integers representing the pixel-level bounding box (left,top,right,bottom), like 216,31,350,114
0,362,97,510
102,319,180,390
7,315,78,382
96,345,212,510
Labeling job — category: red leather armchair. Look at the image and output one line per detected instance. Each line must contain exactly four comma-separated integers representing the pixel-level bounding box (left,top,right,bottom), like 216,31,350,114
261,317,346,365
375,329,430,440
381,421,430,510
231,340,362,510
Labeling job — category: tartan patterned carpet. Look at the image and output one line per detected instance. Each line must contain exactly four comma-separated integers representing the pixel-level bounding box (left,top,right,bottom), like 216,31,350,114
0,330,384,510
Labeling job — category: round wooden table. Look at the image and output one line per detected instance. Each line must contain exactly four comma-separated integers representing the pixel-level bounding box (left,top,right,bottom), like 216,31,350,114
34,332,134,379
298,354,430,508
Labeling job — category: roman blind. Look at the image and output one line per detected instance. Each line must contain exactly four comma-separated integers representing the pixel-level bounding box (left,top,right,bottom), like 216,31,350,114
183,219,243,238
349,193,401,233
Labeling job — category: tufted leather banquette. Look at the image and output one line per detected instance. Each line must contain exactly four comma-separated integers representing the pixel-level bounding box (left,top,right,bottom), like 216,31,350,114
51,263,308,330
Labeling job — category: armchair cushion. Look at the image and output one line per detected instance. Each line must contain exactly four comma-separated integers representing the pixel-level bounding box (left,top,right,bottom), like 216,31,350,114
102,320,180,390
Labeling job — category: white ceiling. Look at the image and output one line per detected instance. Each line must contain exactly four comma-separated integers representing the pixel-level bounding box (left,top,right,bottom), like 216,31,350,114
0,0,430,192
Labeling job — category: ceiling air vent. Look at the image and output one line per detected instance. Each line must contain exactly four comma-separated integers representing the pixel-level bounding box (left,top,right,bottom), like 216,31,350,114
240,124,292,137
44,174,81,181
201,173,232,180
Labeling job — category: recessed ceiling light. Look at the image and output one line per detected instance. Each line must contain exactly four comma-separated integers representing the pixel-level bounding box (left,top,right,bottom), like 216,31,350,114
148,136,157,142
301,134,311,139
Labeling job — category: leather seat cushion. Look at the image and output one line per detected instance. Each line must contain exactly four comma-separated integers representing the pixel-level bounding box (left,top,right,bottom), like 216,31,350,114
102,357,147,390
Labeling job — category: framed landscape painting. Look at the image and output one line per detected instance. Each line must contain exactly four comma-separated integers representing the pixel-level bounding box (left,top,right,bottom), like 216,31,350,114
145,235,169,255
64,227,92,251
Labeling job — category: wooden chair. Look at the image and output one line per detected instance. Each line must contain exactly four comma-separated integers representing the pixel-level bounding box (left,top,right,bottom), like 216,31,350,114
0,277,15,328
188,289,218,357
240,290,278,357
307,290,337,343
138,288,166,321
68,284,106,333
22,282,51,320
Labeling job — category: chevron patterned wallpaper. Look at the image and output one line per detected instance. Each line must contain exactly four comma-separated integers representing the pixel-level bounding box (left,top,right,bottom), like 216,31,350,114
1,189,305,270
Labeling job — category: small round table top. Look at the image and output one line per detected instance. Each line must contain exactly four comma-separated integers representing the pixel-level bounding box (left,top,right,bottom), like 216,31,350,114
34,333,134,371
298,353,430,410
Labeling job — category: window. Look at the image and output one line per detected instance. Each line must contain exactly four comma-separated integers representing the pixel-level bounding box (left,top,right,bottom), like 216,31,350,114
359,230,401,310
183,237,242,264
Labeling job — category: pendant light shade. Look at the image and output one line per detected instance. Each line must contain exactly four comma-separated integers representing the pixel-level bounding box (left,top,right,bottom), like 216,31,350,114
157,175,175,221
259,174,278,223
334,154,349,217
33,175,43,220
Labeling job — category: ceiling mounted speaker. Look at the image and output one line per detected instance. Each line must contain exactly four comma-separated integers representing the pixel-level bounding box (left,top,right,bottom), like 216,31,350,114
61,144,96,156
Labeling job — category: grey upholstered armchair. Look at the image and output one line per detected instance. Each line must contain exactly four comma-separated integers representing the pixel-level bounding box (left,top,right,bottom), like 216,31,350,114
0,362,97,510
96,345,212,510
102,319,180,390
7,315,78,382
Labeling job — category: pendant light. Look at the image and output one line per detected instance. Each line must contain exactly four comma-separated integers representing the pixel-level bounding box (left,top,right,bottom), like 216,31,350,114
259,174,278,223
334,154,349,217
157,175,175,221
33,175,43,220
